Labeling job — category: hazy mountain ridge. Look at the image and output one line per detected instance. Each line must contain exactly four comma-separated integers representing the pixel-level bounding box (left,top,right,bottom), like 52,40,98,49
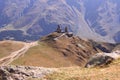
0,0,120,43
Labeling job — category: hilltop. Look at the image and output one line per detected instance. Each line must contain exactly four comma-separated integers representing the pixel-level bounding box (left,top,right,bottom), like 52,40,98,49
11,26,118,67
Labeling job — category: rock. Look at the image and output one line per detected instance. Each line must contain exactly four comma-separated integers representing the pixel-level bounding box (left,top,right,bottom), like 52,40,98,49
0,65,56,80
55,25,62,33
104,50,120,59
85,50,120,68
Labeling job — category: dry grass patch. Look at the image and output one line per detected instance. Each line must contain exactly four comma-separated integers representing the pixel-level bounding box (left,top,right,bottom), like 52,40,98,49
11,42,76,67
0,41,24,58
45,59,120,80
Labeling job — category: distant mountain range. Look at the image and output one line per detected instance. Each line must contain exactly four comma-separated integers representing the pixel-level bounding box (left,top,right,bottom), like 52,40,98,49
0,0,120,43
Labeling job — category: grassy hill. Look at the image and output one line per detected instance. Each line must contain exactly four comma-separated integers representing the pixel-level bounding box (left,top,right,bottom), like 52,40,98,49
11,32,119,68
11,42,76,67
11,32,101,67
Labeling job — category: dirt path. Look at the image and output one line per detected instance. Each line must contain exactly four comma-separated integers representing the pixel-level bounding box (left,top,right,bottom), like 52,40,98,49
0,41,38,66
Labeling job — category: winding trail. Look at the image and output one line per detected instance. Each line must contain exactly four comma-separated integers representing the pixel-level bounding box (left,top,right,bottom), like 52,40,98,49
0,41,38,66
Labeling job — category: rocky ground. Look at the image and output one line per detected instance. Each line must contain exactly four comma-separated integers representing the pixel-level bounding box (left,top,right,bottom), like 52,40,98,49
85,50,120,68
0,65,56,80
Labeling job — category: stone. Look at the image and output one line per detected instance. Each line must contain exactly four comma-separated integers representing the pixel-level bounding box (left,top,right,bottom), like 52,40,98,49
0,65,55,80
85,50,120,68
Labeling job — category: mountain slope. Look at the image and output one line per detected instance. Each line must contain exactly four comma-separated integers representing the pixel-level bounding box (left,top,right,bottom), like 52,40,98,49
0,0,120,43
0,41,24,59
11,31,117,67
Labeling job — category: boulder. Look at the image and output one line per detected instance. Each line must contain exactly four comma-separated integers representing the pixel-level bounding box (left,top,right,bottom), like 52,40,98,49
85,50,120,68
0,65,55,80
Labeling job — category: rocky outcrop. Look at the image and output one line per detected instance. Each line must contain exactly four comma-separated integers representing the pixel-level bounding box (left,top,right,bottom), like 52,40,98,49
85,50,120,68
0,65,56,80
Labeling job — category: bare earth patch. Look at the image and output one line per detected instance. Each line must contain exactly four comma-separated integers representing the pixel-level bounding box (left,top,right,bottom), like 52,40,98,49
0,40,24,59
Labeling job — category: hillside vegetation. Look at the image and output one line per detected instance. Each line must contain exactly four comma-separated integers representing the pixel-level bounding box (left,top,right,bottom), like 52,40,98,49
45,59,120,80
11,32,119,68
11,42,75,67
0,41,24,59
0,32,120,80
11,32,100,67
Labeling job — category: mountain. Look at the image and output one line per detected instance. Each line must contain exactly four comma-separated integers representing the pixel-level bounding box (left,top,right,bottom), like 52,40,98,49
0,0,120,43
